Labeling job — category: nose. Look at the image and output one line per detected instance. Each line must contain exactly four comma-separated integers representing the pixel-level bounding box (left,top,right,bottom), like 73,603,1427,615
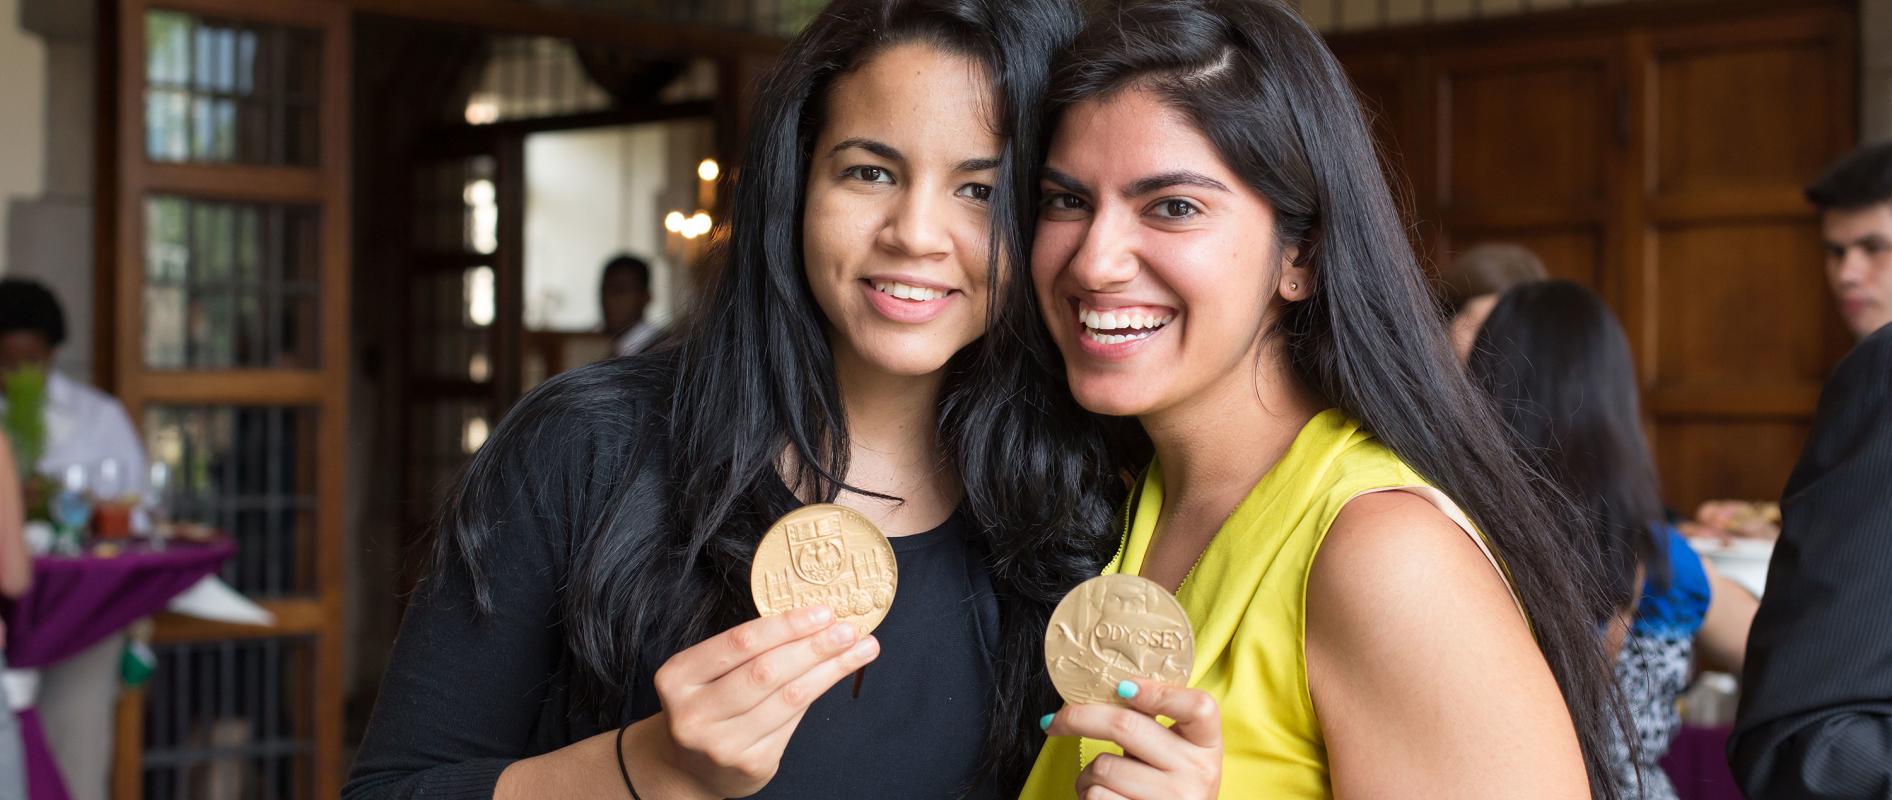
1065,210,1138,293
1834,247,1870,287
878,186,952,260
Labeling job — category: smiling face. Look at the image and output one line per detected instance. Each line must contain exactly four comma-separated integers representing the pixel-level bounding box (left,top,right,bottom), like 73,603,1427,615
1032,86,1307,419
801,41,1002,379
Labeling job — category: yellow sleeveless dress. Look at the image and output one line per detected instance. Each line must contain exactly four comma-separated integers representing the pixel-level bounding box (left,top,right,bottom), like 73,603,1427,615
1019,409,1510,799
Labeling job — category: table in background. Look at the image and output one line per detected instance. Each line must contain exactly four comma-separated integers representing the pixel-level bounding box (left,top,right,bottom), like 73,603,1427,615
1660,724,1742,800
3,539,234,800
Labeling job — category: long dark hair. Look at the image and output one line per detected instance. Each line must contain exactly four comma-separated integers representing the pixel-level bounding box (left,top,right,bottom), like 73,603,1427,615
1468,280,1668,609
442,0,1127,789
1049,1,1624,795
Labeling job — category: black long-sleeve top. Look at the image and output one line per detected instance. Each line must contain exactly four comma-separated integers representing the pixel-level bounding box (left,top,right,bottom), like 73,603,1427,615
344,358,1004,799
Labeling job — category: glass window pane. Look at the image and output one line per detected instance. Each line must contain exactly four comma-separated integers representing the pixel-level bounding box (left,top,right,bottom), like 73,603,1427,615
143,11,319,166
413,399,489,507
144,405,316,599
143,195,321,369
408,268,493,382
142,637,314,800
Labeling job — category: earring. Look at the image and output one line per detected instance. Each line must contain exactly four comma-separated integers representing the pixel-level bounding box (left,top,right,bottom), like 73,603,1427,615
1289,281,1300,292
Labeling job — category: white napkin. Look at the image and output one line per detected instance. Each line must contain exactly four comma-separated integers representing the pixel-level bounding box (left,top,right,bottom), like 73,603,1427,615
165,576,275,626
1,669,38,711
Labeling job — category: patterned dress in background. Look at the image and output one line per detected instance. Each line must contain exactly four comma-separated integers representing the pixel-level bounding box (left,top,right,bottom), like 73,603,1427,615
1609,527,1712,800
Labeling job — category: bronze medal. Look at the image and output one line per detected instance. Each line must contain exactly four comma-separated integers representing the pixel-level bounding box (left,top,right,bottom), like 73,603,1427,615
1045,573,1195,706
750,503,898,636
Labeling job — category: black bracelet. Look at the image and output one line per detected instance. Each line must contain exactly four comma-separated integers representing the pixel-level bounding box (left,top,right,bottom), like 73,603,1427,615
615,721,644,800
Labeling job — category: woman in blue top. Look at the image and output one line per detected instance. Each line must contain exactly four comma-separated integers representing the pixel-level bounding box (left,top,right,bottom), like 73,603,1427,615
1466,280,1758,799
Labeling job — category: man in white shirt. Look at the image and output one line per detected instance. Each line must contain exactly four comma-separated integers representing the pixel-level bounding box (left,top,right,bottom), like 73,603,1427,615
601,254,663,358
0,278,146,800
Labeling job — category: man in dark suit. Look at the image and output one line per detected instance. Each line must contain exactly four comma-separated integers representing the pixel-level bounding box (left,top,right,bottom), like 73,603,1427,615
1728,143,1892,797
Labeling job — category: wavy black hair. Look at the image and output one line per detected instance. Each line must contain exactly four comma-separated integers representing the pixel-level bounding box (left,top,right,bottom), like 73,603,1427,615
1469,280,1668,610
441,0,1131,789
1048,1,1625,796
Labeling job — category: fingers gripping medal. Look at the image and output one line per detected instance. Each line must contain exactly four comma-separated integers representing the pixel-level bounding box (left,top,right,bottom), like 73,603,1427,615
750,504,899,636
1045,574,1195,706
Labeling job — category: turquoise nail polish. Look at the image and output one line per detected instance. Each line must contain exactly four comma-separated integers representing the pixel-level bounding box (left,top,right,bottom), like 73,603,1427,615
1117,680,1139,699
1039,713,1055,731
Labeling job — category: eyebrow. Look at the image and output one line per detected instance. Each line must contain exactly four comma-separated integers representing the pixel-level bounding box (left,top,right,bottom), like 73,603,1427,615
1041,167,1231,199
830,138,997,174
1124,171,1232,197
1829,234,1892,248
1041,167,1092,197
830,138,903,163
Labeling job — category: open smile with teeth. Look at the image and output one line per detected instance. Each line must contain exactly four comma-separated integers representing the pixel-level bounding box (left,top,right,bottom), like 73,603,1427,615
1078,304,1176,345
871,280,950,302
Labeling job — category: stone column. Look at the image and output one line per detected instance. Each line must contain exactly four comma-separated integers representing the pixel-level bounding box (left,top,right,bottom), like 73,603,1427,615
11,8,115,800
9,0,96,384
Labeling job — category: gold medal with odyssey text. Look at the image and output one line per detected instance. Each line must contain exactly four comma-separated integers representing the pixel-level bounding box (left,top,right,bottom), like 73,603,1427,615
1045,573,1195,706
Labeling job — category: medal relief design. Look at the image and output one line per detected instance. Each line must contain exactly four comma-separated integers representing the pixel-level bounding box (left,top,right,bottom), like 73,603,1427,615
1045,574,1195,706
751,504,898,635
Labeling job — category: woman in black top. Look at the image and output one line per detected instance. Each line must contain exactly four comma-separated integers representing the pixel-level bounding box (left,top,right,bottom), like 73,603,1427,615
344,0,1131,798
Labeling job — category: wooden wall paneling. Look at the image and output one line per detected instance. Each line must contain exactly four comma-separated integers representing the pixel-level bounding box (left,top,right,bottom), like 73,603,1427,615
1329,0,1857,510
1658,420,1814,511
1640,4,1857,508
1429,37,1622,305
1339,48,1437,273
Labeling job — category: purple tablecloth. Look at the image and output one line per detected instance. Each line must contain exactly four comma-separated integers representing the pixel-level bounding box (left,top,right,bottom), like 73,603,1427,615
1660,724,1743,800
16,709,65,800
3,538,233,800
3,539,233,668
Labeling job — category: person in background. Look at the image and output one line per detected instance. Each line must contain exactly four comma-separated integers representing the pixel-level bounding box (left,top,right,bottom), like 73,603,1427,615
600,254,662,357
0,278,146,800
1728,143,1892,798
0,279,146,490
1467,280,1758,800
0,433,29,800
1811,141,1892,342
1690,143,1892,542
1441,242,1549,362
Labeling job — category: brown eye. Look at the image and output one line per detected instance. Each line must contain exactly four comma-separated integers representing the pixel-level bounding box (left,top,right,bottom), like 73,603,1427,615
1155,199,1200,219
957,183,993,202
1042,193,1087,211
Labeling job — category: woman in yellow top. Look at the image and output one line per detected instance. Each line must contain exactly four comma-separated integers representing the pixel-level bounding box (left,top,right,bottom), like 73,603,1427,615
1016,1,1624,798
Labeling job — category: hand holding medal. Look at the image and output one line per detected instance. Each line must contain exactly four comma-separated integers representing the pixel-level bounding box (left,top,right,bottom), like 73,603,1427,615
635,504,890,799
1041,574,1223,800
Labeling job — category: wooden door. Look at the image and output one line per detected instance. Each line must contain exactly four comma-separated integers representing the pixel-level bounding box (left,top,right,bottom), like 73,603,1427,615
1429,36,1625,297
103,0,350,797
1333,0,1856,511
398,135,522,566
1636,9,1857,508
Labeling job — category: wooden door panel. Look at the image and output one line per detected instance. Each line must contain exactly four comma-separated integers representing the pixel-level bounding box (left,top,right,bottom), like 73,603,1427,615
1657,420,1810,511
1439,59,1611,212
1652,222,1833,389
1654,43,1837,198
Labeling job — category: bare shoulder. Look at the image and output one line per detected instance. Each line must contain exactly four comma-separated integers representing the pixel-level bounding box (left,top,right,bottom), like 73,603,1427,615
1307,491,1589,797
1309,490,1518,628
